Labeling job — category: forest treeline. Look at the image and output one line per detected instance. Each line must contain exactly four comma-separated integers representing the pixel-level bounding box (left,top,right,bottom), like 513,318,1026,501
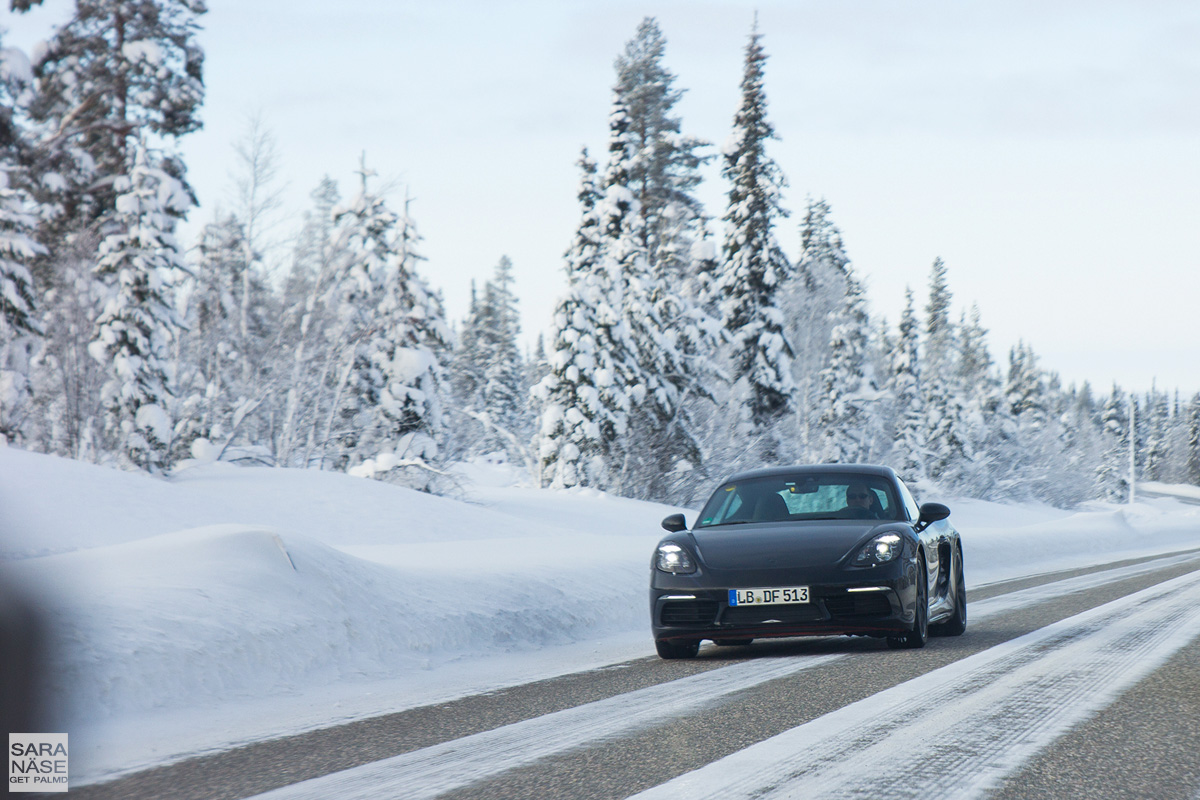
1,5,1196,505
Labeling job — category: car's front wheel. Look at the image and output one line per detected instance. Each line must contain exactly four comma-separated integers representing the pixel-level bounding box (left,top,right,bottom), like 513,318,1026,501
655,639,700,659
931,546,967,637
888,556,928,650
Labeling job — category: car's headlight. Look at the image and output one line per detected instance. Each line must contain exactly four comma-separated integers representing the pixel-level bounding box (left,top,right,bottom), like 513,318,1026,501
853,533,903,566
656,543,696,574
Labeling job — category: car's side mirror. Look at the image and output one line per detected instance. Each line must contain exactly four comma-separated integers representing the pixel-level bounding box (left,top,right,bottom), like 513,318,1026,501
661,513,687,533
916,502,950,531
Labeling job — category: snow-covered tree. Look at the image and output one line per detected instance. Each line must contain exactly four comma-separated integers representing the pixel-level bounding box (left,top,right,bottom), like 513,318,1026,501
276,176,341,467
0,165,46,443
323,171,449,485
887,288,926,484
450,256,528,462
1140,385,1169,482
0,31,46,441
920,258,969,483
89,143,190,472
953,306,1010,498
715,24,794,461
1186,393,1200,486
1095,385,1131,501
360,190,450,485
594,89,717,498
26,0,205,223
786,197,851,456
816,269,880,464
175,211,274,460
612,17,710,284
535,149,638,489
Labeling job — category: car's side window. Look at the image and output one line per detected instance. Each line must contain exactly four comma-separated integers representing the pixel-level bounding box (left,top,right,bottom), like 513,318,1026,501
897,480,920,521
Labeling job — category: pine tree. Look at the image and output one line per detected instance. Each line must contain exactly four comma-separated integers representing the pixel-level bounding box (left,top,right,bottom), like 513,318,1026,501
1186,393,1200,486
887,288,926,484
11,0,205,465
1095,385,1131,501
174,211,276,460
0,164,46,443
786,197,851,456
323,169,449,482
90,143,190,472
26,0,205,224
612,17,710,284
450,256,527,462
920,258,968,483
1141,385,1169,482
594,89,715,497
0,32,46,442
535,149,637,489
19,0,205,294
450,280,488,416
715,23,794,458
816,270,879,464
478,257,526,452
361,190,450,484
180,214,242,434
1005,341,1047,424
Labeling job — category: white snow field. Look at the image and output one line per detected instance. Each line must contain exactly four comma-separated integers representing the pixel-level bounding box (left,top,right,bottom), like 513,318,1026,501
1,443,1198,786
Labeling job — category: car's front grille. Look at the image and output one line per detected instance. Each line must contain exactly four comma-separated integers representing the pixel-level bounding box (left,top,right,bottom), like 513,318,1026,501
824,593,892,617
722,604,824,626
660,599,719,626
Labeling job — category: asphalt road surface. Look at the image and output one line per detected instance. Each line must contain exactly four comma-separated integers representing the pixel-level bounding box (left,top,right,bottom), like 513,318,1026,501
71,547,1200,800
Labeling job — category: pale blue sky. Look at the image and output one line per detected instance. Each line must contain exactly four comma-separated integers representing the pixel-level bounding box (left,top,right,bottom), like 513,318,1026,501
5,0,1199,396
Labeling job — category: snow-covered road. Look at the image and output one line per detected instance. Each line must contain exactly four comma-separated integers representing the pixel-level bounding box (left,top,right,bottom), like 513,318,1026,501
219,552,1200,800
633,565,1200,800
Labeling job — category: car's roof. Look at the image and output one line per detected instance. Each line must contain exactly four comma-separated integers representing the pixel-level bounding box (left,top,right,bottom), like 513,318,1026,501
719,464,899,483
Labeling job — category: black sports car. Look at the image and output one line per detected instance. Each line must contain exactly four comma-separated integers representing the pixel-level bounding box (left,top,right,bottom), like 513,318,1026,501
650,464,966,659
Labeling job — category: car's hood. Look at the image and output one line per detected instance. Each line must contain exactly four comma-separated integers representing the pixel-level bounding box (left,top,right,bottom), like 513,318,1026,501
691,521,886,570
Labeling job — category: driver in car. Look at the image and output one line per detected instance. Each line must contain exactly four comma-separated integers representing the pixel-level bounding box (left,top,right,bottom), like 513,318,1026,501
844,483,880,519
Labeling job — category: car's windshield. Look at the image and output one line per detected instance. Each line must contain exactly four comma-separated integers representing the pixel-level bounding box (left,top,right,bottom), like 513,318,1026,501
695,474,903,527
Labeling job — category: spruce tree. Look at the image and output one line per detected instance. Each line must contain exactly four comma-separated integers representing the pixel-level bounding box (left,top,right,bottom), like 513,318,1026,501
325,170,449,482
451,256,527,462
26,0,205,223
90,143,190,472
715,24,794,459
787,197,851,456
0,165,46,444
816,270,879,464
888,288,926,484
920,258,968,483
1141,386,1169,482
365,190,450,484
0,33,46,443
1186,393,1200,486
535,149,637,489
612,17,710,284
955,305,1010,498
1095,385,1131,501
177,213,249,453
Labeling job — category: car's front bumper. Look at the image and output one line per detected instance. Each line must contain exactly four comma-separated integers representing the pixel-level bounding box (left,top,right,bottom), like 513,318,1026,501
649,561,919,643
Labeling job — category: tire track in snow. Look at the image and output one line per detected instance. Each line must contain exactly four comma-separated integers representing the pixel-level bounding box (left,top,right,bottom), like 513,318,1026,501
238,551,1200,800
242,653,844,800
629,566,1200,800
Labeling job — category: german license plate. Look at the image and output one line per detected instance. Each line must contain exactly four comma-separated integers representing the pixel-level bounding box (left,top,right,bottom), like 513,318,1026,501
728,587,809,606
